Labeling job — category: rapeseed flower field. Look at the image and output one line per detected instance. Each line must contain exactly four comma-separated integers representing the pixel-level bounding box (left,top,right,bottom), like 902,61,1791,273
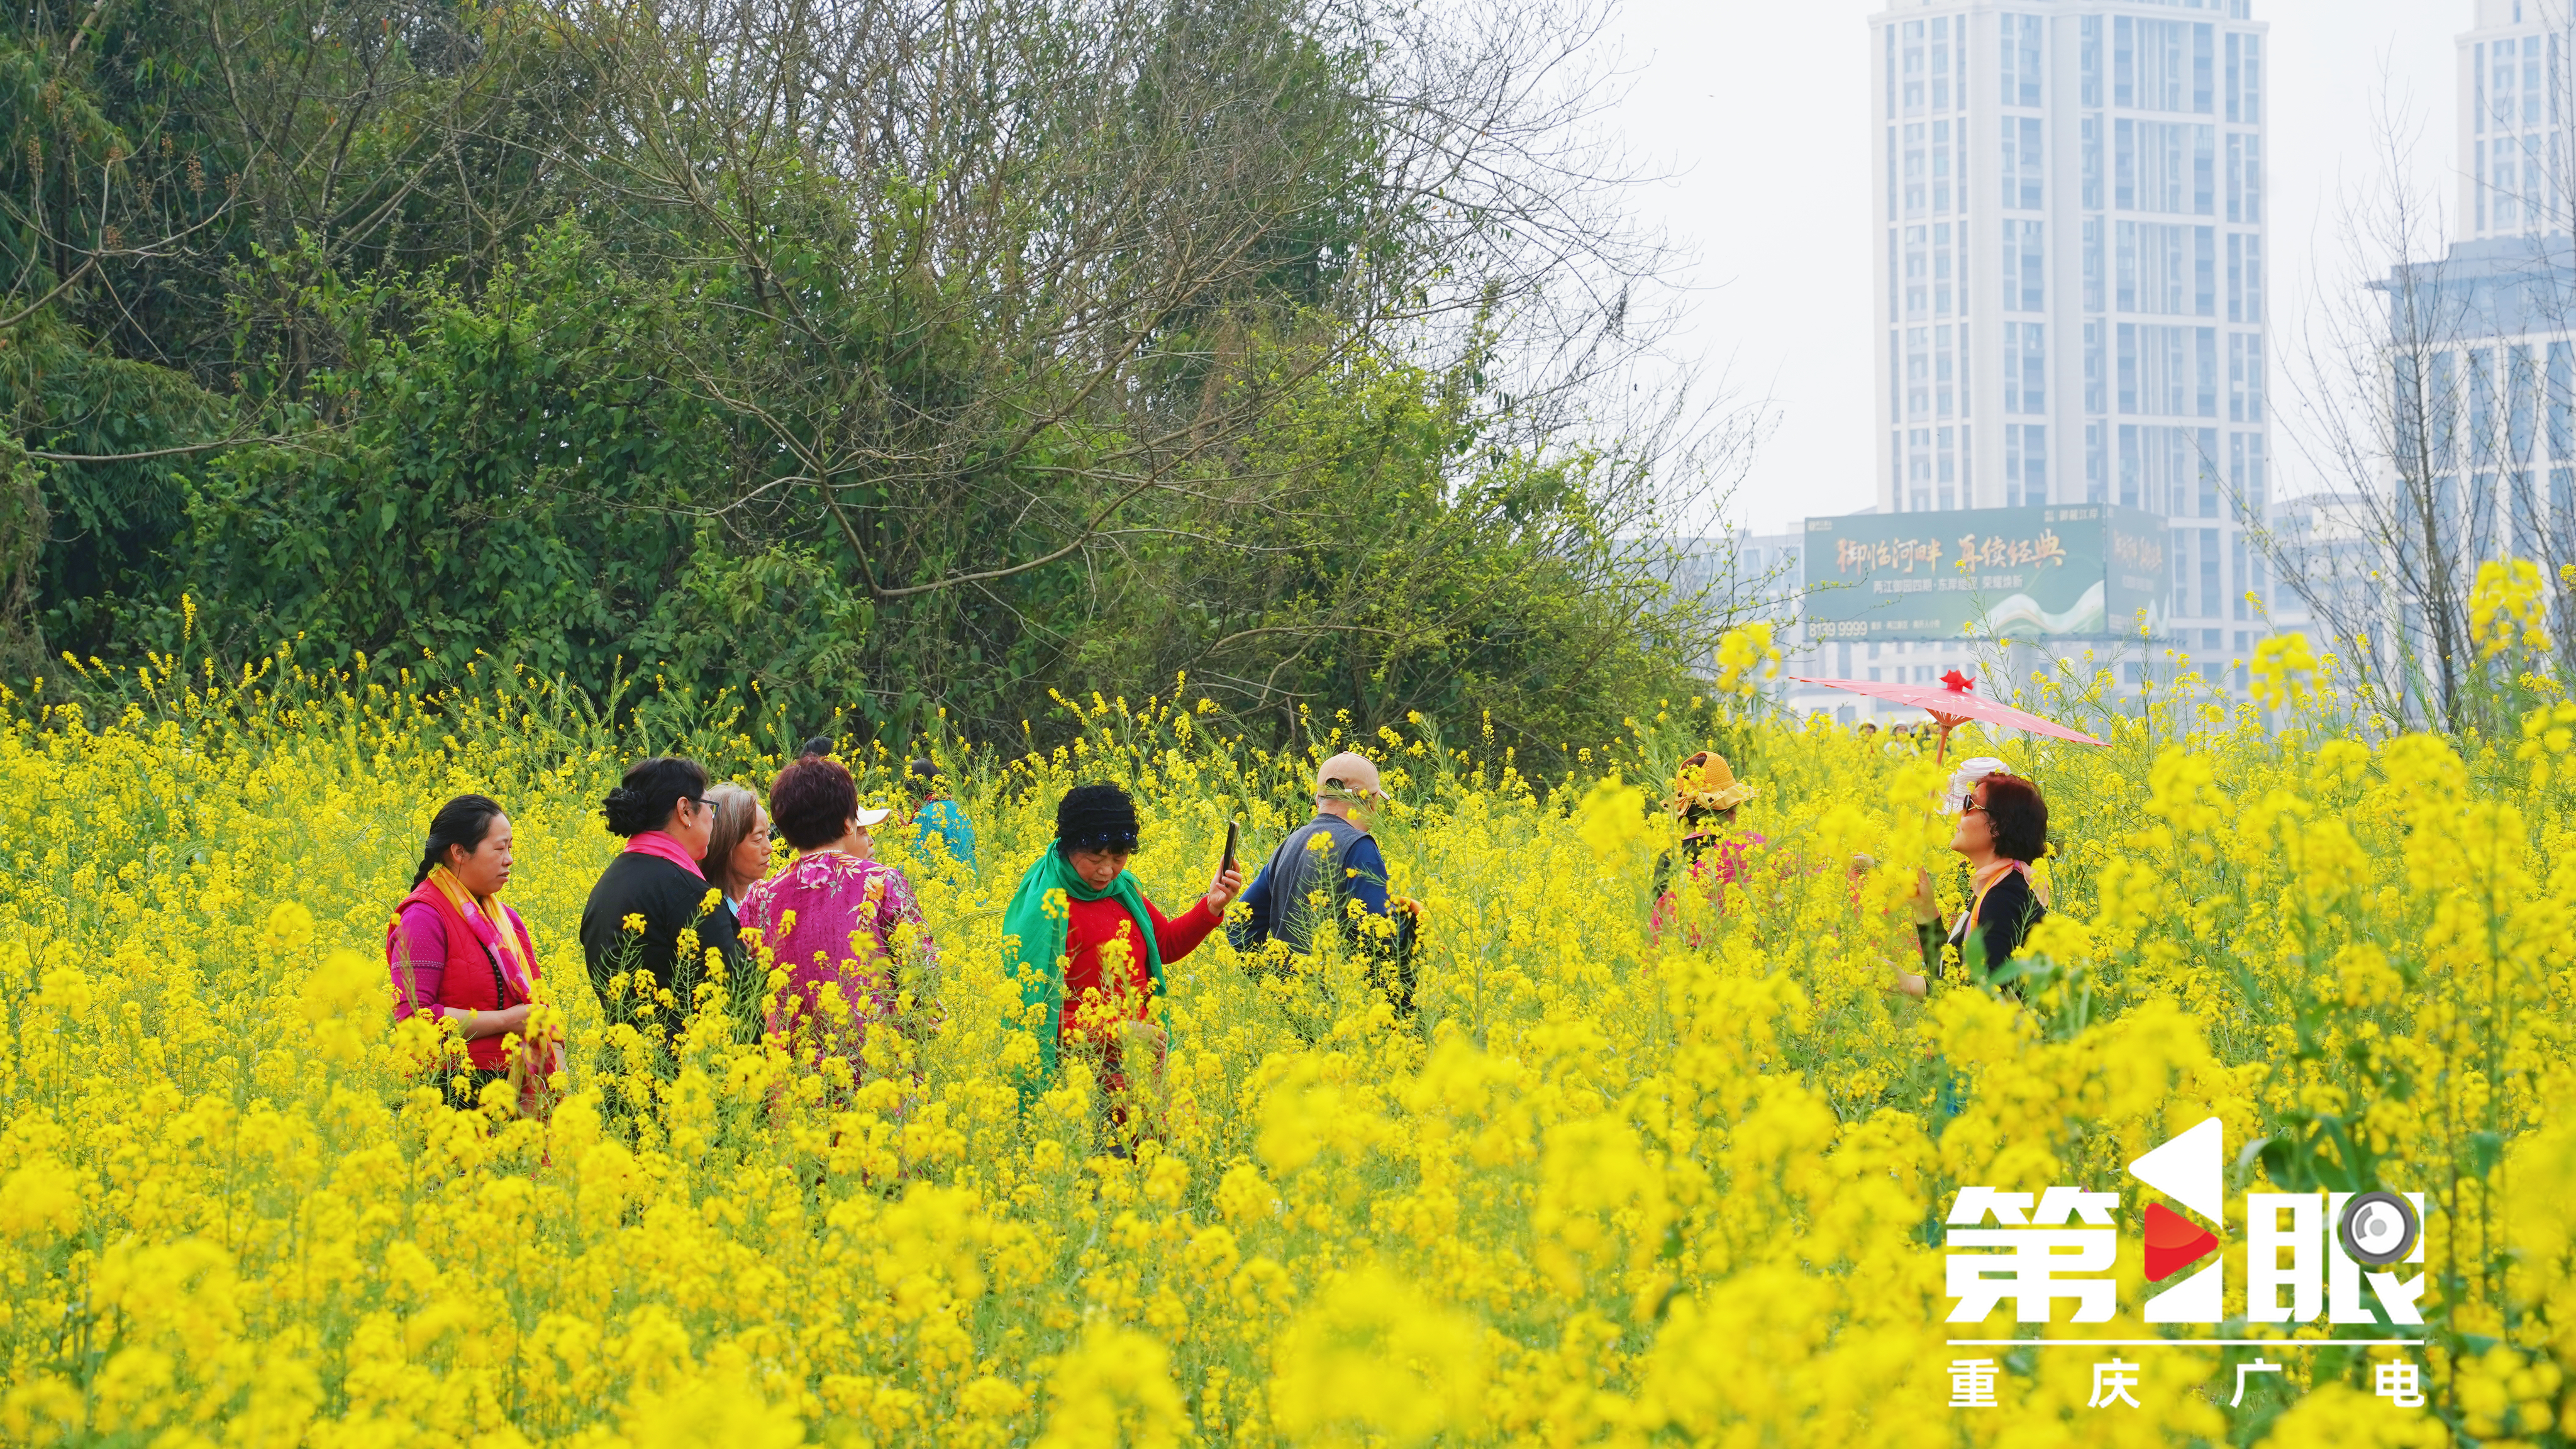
2,635,2572,1448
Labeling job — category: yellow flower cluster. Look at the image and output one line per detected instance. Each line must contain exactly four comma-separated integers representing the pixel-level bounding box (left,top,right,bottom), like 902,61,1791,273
1713,624,1782,699
2250,632,2319,713
2470,560,2551,662
0,657,2571,1446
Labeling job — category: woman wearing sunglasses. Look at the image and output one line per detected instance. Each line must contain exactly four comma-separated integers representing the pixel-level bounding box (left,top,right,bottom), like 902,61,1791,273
1892,770,2050,997
578,755,755,1041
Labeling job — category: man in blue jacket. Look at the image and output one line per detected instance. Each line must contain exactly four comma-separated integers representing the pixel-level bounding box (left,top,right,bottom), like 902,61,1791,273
1231,751,1419,1011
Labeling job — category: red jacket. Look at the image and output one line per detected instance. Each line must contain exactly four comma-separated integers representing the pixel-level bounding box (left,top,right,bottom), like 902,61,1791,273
1058,892,1219,1046
386,881,540,1070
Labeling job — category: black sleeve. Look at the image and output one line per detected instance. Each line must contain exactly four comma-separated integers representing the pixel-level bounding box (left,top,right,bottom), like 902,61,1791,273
653,875,754,1033
580,861,679,1008
581,858,741,1009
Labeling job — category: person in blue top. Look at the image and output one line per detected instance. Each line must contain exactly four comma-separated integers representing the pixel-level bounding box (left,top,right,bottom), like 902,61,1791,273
906,757,979,877
1231,751,1419,1012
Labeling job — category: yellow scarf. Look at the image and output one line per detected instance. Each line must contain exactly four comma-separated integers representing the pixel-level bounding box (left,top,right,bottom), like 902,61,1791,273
428,864,531,996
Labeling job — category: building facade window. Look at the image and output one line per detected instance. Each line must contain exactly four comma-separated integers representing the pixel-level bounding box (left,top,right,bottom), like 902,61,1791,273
1905,123,1926,215
2082,116,2104,210
2004,117,2044,209
2511,344,2539,462
2114,18,2214,114
2006,423,2049,506
1903,20,1925,111
2115,222,2215,316
2083,217,2105,312
1906,223,1927,316
2432,350,2458,469
2226,233,2263,322
2228,333,2265,423
2118,325,2220,418
2472,348,2497,468
2005,323,2046,414
2548,341,2573,460
2226,134,2263,223
2001,14,2043,108
2085,320,2107,414
2003,221,2044,311
2229,430,2266,513
2116,120,2216,214
2119,423,2221,516
2080,16,2103,107
2225,31,2262,124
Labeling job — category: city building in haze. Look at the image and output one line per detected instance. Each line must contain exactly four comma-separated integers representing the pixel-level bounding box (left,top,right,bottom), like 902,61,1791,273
2460,0,2575,245
2302,0,2576,699
1868,0,2272,696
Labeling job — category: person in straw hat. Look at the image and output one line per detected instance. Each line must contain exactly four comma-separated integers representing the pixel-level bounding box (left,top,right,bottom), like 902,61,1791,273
1650,750,1767,939
1231,750,1420,1011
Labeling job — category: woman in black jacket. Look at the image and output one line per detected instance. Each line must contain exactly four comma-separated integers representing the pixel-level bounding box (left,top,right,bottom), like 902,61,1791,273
1893,772,2049,997
579,756,758,1044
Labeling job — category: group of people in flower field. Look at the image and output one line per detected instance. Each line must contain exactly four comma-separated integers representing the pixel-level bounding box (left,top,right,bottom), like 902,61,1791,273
1649,747,2054,995
382,743,1420,1130
386,730,2049,1127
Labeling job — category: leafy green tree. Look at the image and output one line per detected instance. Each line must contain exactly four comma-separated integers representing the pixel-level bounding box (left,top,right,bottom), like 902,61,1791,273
5,0,1760,759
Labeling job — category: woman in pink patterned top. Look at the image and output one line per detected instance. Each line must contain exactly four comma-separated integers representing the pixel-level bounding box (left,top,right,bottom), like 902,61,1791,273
738,755,936,1075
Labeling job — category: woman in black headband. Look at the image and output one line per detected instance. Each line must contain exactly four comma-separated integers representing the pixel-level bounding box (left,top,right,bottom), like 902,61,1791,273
997,784,1241,1132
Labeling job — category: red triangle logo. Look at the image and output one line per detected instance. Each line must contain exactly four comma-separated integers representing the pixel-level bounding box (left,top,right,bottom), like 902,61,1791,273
2143,1201,2220,1282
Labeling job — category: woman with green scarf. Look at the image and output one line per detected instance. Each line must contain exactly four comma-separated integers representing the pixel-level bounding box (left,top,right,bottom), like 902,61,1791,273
1002,784,1241,1120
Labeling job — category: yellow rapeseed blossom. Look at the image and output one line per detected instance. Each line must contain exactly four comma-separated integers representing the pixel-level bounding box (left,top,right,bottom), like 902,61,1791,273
1714,623,1782,697
2469,557,2550,660
0,654,2566,1445
2250,631,2319,711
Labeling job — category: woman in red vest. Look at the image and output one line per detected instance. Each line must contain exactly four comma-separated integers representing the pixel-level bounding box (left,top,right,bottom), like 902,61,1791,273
386,794,555,1110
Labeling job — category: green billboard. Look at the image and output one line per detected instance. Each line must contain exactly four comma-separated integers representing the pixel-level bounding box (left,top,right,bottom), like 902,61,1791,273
1801,505,2169,643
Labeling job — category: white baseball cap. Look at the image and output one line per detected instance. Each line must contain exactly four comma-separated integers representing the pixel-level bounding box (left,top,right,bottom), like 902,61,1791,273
855,806,894,829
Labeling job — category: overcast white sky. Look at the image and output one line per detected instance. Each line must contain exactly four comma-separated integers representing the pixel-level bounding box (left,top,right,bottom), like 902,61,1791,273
1599,0,2463,535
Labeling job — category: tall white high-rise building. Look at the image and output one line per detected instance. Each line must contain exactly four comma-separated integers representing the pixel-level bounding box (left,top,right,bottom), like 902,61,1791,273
2460,0,2573,241
1870,0,2272,683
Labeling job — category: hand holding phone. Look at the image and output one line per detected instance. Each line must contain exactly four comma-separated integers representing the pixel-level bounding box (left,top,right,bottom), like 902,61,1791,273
1209,820,1243,911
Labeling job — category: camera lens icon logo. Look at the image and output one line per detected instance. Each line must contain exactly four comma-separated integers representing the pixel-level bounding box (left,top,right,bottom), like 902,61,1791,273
2337,1190,2420,1267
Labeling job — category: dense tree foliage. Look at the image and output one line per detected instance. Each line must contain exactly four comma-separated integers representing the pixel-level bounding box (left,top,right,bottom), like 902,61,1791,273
3,0,1748,750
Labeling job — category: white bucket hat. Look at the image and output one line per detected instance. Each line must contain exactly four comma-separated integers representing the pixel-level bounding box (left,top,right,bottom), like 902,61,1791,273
1943,757,2012,814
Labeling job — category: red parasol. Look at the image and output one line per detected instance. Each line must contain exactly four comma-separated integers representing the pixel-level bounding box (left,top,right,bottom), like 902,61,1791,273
1789,669,2108,762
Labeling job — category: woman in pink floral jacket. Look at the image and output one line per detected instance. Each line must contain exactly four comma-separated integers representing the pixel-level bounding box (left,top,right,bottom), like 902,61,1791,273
738,756,937,1078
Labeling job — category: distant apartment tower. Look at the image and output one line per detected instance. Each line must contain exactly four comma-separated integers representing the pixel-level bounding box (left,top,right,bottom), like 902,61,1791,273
2460,0,2573,241
2338,1,2576,682
1871,0,2272,669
